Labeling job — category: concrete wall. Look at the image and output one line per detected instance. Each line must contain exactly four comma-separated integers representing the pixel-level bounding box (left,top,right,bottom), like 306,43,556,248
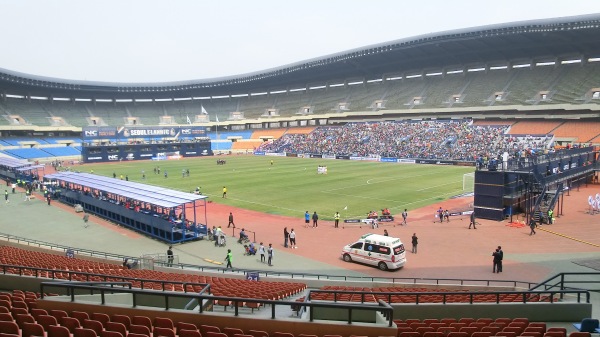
392,302,592,322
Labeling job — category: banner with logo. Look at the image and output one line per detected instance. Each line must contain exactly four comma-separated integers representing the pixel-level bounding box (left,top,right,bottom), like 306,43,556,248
82,126,206,140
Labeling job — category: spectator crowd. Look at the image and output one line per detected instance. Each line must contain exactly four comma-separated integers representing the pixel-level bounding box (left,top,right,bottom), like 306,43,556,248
257,120,555,162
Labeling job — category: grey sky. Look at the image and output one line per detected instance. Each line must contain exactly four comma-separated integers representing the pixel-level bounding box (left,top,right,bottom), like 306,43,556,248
0,0,597,83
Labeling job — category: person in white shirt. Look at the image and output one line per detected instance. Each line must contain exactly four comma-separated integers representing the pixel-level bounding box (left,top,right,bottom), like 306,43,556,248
267,244,274,266
258,242,266,263
289,229,297,249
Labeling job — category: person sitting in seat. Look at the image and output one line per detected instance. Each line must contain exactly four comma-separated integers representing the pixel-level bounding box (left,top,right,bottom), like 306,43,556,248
248,242,256,255
238,228,249,244
382,208,391,218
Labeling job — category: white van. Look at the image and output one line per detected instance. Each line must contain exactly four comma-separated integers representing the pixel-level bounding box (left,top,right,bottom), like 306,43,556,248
341,233,406,271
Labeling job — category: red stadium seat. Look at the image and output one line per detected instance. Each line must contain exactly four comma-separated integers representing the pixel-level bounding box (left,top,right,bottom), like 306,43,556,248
22,322,46,337
101,332,124,337
0,321,19,335
154,327,176,337
105,322,128,337
48,325,72,337
129,324,152,337
179,330,202,337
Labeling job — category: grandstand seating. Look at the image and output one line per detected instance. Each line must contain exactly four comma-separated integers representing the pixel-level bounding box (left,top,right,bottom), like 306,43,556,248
507,121,563,135
0,246,306,300
211,141,233,151
41,147,81,157
0,288,588,337
459,71,513,107
251,129,287,140
207,131,254,140
0,62,598,128
284,127,315,135
3,148,55,160
231,140,264,151
550,121,600,143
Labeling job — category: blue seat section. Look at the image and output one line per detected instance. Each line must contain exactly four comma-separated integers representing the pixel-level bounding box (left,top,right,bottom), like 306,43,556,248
44,138,82,144
211,141,233,150
0,140,10,146
42,147,81,157
1,138,51,146
4,148,54,159
207,131,253,140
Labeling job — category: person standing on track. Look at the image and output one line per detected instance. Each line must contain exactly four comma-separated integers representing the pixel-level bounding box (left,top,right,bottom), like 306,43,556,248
401,209,408,225
529,218,536,235
492,248,501,273
469,212,477,229
411,233,418,254
304,211,310,228
289,229,296,249
312,211,319,228
334,211,340,228
227,212,235,228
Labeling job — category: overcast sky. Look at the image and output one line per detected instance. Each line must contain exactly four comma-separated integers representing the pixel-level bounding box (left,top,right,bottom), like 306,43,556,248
0,0,597,83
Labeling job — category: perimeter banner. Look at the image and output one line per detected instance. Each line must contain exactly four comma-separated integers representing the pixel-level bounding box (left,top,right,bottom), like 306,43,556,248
82,126,206,140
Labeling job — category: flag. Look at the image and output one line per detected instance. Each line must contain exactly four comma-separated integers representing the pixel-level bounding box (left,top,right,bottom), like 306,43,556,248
343,206,348,210
201,105,208,115
215,115,219,123
186,115,192,125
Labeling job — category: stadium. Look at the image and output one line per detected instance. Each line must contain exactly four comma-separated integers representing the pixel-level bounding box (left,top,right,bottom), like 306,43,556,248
0,12,599,337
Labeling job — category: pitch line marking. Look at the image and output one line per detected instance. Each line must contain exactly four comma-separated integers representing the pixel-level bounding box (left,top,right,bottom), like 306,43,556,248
323,171,441,193
539,227,600,247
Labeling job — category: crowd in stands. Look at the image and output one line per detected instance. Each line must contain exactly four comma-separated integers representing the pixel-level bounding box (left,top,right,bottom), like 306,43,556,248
257,121,555,162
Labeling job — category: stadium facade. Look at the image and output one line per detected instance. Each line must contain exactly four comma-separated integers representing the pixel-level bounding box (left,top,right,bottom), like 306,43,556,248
0,13,599,133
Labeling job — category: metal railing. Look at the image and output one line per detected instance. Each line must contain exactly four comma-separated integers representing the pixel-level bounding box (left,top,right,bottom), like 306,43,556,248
307,288,590,304
0,232,128,262
530,272,600,295
39,281,395,326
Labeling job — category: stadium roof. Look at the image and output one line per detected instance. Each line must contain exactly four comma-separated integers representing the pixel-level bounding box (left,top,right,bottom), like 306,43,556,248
44,172,206,208
1,13,600,99
0,157,33,169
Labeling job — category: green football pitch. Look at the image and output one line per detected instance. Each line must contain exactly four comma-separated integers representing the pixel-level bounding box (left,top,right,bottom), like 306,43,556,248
83,156,475,220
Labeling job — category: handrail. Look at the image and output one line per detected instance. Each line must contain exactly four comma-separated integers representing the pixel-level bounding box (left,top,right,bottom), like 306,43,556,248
39,281,395,327
307,288,590,304
529,272,600,294
4,263,586,306
0,262,536,294
0,232,130,262
547,182,563,211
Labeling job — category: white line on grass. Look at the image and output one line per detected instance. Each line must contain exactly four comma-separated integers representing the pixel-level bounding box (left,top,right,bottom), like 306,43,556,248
322,171,440,193
201,194,305,214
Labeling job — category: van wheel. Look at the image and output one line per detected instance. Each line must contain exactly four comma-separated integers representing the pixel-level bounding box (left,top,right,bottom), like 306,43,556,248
378,262,388,271
343,254,352,262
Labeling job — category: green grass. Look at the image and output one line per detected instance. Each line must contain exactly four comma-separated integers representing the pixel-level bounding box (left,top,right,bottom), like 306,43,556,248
83,156,474,220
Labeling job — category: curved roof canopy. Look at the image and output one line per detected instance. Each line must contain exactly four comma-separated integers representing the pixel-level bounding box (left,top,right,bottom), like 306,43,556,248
1,13,600,99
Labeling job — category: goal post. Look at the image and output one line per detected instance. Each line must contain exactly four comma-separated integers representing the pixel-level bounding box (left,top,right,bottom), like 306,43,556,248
463,172,475,192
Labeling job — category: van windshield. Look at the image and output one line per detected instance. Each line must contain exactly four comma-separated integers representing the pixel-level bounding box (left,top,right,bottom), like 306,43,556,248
393,244,405,255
